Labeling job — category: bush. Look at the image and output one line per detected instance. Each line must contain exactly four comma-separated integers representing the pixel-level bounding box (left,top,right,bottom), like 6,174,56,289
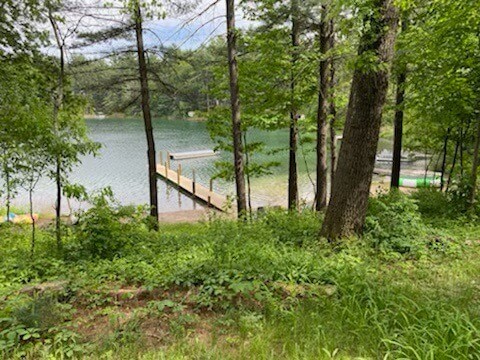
365,191,428,253
411,188,451,218
71,190,150,260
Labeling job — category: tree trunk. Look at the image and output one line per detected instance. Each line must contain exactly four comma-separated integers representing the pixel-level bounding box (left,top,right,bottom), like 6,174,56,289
328,20,337,195
48,10,64,250
288,0,300,210
315,7,331,211
29,188,35,258
243,132,253,219
468,116,480,208
134,3,159,229
226,0,247,216
446,136,460,191
390,19,407,189
4,158,11,222
440,128,451,191
390,72,406,188
321,0,398,240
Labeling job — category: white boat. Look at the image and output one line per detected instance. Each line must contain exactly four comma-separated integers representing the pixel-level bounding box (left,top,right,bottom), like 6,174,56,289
375,149,415,163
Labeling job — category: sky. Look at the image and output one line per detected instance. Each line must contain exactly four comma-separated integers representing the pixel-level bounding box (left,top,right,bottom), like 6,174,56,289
46,0,256,59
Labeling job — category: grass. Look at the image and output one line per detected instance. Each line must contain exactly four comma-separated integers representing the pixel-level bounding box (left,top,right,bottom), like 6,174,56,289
0,194,480,359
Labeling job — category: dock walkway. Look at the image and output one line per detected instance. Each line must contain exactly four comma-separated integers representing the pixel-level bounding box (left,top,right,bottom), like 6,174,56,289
156,163,229,212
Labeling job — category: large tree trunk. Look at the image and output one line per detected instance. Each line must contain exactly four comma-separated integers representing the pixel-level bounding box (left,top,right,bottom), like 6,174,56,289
48,11,64,250
321,0,398,240
315,7,331,211
134,4,159,229
288,0,300,210
226,0,247,216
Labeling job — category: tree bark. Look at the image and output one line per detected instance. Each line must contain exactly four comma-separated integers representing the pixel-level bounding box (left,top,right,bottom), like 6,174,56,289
446,136,460,191
243,132,253,218
4,157,11,222
440,128,451,191
468,116,480,208
328,20,337,195
134,3,159,229
321,0,398,240
390,72,406,188
288,0,300,210
390,19,407,189
226,0,247,216
315,7,331,211
29,187,35,258
48,10,64,250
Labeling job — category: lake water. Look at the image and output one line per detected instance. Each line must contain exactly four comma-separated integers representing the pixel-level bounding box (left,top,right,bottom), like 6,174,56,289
11,118,330,214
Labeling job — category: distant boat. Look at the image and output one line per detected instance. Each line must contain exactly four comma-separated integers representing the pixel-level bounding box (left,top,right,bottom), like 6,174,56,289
375,149,415,163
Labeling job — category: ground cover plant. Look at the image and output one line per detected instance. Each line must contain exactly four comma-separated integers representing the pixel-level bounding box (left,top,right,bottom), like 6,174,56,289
1,192,479,359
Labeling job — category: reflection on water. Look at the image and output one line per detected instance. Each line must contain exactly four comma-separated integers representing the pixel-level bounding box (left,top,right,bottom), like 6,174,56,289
10,118,393,213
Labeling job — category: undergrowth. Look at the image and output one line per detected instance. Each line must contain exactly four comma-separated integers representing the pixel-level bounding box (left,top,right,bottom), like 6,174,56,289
0,191,479,359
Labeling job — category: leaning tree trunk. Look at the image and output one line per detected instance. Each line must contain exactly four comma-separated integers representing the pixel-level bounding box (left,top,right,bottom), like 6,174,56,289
134,4,159,229
321,0,398,240
315,7,331,211
288,0,300,210
226,0,247,217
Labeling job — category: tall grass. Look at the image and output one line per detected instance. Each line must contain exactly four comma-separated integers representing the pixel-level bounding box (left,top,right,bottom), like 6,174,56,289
1,197,480,359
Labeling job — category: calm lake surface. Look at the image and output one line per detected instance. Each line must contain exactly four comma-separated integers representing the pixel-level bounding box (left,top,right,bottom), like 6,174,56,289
10,117,396,214
12,118,328,214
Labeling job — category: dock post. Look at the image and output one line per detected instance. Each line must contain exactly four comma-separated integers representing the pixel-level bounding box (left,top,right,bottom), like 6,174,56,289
167,152,171,170
159,151,163,165
165,160,168,177
208,178,213,207
192,170,196,195
177,164,182,185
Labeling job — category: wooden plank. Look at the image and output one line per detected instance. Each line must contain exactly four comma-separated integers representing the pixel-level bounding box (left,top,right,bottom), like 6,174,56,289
156,164,228,211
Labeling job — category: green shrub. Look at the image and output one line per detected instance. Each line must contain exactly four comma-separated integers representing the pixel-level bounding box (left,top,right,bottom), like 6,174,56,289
71,190,150,260
365,191,428,253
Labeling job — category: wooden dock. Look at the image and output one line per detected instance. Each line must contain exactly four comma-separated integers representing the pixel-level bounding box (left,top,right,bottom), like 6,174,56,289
156,162,229,212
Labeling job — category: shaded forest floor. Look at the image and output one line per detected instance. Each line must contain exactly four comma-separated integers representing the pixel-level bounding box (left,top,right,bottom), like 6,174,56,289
1,190,480,359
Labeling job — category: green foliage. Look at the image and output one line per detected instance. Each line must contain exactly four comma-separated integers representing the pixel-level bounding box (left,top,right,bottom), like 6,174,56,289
365,191,428,253
0,204,479,358
71,189,149,260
